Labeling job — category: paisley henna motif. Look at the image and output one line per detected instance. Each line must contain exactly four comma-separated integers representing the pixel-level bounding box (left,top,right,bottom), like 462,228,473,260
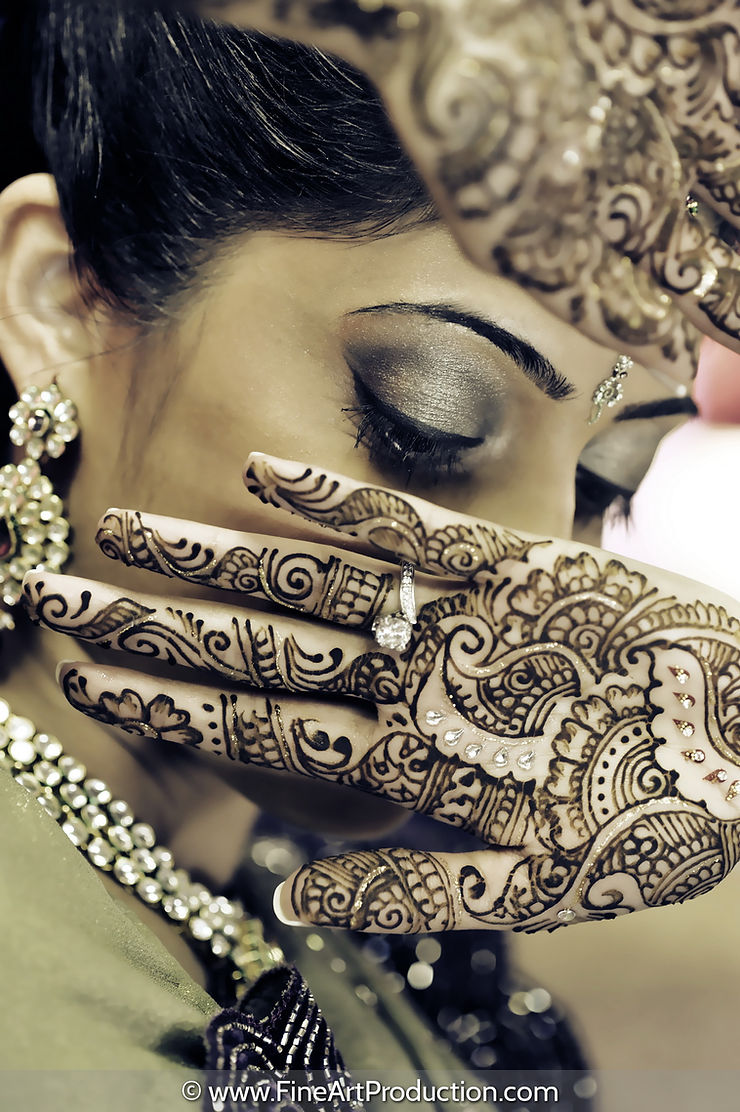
287,848,458,933
24,573,401,701
244,458,543,576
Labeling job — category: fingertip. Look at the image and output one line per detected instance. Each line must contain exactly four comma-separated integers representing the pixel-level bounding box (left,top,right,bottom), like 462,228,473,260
21,567,44,591
20,568,46,619
96,506,124,531
242,451,267,481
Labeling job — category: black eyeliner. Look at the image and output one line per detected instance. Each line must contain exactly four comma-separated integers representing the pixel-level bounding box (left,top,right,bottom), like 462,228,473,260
616,397,697,421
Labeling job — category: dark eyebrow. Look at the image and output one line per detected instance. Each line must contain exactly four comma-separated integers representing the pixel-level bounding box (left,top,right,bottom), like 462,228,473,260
348,301,575,401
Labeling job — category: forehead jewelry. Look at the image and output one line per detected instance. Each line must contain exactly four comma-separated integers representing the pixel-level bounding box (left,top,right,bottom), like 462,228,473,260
372,562,417,651
588,355,634,425
1,383,78,630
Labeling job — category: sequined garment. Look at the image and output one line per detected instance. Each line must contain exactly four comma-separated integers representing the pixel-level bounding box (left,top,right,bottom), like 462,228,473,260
205,964,360,1112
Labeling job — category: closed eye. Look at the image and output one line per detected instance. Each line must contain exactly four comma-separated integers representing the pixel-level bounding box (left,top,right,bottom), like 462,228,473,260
344,371,484,485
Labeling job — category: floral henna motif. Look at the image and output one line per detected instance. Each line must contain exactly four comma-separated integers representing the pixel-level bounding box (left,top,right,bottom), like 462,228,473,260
241,468,740,927
46,460,740,931
96,510,394,628
244,459,542,576
399,1,730,355
23,574,401,702
56,536,740,931
61,670,204,747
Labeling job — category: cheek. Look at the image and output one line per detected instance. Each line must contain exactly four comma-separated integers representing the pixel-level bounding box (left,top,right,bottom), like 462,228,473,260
118,325,353,527
424,393,586,537
465,432,581,536
90,304,590,547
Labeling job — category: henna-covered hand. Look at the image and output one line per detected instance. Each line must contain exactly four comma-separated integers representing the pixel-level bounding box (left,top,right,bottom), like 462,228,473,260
24,452,740,933
193,0,740,384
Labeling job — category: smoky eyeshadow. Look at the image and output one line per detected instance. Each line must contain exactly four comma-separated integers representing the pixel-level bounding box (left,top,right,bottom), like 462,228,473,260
340,310,510,439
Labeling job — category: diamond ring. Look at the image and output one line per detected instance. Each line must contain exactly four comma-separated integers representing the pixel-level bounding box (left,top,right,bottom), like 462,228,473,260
372,562,417,651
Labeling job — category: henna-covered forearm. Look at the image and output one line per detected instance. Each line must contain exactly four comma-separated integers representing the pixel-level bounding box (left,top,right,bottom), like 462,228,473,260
194,0,740,379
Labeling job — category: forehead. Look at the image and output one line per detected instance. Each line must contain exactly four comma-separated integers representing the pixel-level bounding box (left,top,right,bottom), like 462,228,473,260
209,222,621,394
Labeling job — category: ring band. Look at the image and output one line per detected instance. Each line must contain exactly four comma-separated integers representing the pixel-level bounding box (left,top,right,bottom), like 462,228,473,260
372,562,417,651
399,562,417,626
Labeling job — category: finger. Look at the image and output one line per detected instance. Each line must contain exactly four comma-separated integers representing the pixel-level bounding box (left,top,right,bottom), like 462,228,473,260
56,661,379,778
54,658,544,846
273,790,736,933
696,169,740,232
24,571,399,702
273,847,526,933
244,453,545,577
96,508,395,630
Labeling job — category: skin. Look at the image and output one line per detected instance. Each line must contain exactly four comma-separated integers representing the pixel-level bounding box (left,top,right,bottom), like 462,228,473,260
1,0,738,1076
22,454,740,934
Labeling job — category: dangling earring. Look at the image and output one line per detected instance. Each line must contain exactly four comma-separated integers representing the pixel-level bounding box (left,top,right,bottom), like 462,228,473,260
0,383,78,630
588,354,634,425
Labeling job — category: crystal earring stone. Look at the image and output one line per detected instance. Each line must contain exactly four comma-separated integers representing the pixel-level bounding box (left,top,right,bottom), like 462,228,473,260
0,461,72,626
9,384,78,461
2,383,78,630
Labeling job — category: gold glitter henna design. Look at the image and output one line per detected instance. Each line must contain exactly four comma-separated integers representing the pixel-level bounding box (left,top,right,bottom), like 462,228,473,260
286,848,458,933
237,461,740,930
23,572,402,702
60,669,204,749
244,457,543,576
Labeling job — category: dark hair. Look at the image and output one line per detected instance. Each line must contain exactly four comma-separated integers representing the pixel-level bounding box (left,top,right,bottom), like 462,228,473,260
0,2,649,521
0,0,433,321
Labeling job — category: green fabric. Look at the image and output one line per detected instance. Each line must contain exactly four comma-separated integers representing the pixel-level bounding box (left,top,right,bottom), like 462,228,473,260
0,773,216,1071
0,772,483,1110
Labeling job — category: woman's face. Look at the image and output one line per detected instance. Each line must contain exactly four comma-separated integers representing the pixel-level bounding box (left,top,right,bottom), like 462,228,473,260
49,219,672,829
68,221,666,571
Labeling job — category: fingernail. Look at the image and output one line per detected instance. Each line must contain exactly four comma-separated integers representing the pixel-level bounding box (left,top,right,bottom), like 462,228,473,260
55,659,77,685
272,881,305,927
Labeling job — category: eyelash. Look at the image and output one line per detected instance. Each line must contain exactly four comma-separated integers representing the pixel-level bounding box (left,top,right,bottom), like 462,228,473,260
343,373,484,485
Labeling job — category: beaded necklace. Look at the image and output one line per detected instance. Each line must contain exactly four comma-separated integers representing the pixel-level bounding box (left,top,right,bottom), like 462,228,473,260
0,696,284,997
0,696,593,1093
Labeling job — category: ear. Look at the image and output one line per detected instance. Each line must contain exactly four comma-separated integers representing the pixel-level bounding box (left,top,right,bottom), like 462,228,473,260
0,173,97,395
